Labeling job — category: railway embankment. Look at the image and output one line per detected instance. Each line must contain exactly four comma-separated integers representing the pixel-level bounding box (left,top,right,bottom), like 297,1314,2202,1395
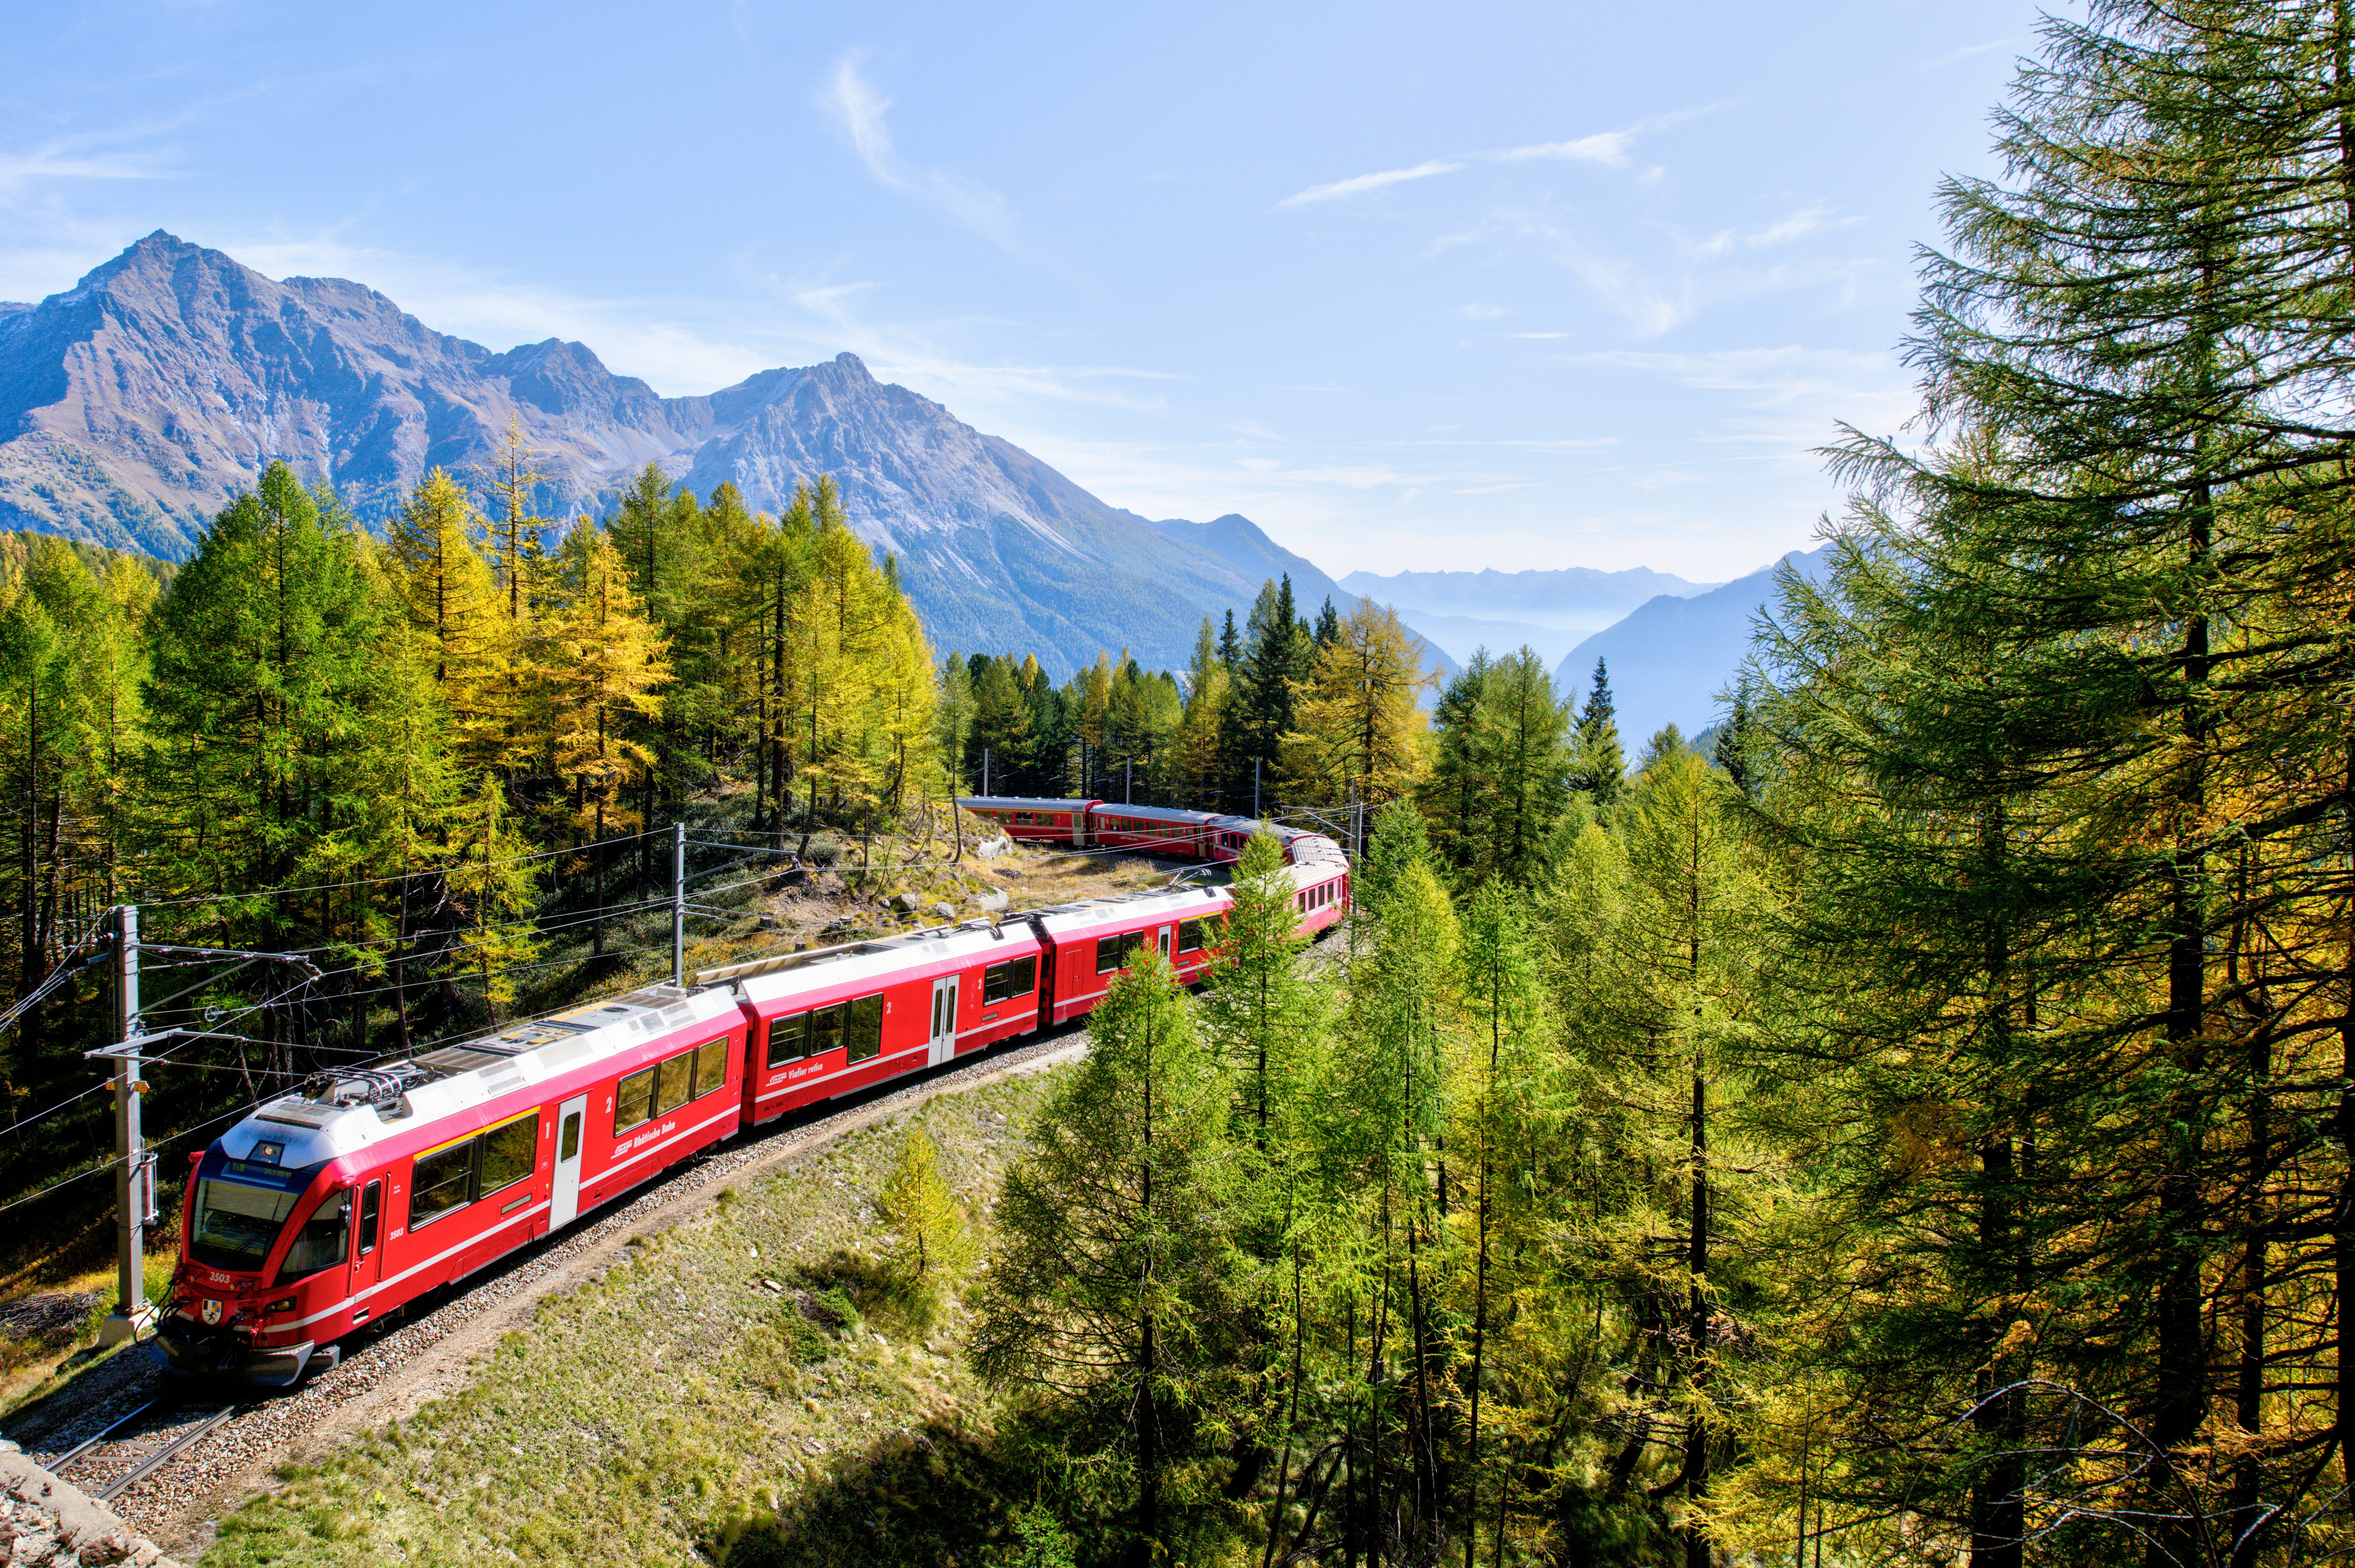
0,1439,182,1567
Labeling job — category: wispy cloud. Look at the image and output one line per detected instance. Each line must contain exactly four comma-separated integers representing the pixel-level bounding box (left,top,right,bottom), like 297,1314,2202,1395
1278,103,1736,209
1576,345,1918,457
822,57,1018,250
1489,131,1638,167
1919,38,2014,72
0,145,169,193
1428,201,1878,338
1694,202,1854,257
1277,158,1462,209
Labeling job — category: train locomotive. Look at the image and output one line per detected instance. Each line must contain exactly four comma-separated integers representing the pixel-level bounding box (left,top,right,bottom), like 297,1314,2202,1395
156,798,1348,1385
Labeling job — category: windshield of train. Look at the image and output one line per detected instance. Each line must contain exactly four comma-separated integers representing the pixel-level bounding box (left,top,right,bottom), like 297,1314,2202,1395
188,1148,321,1274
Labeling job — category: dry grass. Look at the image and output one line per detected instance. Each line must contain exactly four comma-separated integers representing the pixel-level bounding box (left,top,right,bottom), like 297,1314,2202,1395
200,1069,1057,1568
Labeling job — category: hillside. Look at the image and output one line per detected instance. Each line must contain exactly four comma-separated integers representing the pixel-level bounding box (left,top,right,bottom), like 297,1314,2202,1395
1551,547,1829,745
0,233,1320,675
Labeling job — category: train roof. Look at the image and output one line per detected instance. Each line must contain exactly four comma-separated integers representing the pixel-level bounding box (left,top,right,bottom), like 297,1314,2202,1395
1031,882,1232,937
957,796,1097,813
218,986,745,1170
1088,804,1220,825
729,919,1037,1009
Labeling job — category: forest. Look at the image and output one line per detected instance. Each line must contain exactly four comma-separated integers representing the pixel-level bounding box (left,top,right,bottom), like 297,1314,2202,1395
4,5,2353,1567
926,6,2355,1565
0,449,943,1229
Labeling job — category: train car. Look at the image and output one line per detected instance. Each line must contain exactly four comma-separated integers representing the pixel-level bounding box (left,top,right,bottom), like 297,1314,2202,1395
957,796,1098,847
156,986,747,1384
1082,804,1222,859
731,919,1049,1124
160,793,1357,1387
1286,845,1351,938
1033,884,1237,1023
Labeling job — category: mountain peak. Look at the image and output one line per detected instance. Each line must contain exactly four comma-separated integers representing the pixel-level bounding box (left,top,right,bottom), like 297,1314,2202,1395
0,235,1320,678
74,229,210,291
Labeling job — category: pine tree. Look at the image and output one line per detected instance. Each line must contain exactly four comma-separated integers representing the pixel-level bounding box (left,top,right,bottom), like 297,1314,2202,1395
935,652,975,796
1446,880,1557,1562
1424,646,1570,887
974,954,1243,1564
1574,657,1625,807
1424,651,1497,878
970,657,1035,795
1746,6,2355,1553
1225,577,1305,801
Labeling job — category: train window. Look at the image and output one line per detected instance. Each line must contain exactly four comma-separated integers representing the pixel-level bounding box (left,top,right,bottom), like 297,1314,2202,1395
411,1138,476,1229
692,1036,730,1098
765,1013,807,1067
1096,932,1144,976
615,1065,656,1132
1178,919,1204,955
357,1181,382,1257
810,1002,847,1059
982,955,1037,1003
1013,811,1033,825
655,1051,695,1116
274,1189,351,1285
559,1114,580,1164
846,994,884,1063
478,1114,537,1198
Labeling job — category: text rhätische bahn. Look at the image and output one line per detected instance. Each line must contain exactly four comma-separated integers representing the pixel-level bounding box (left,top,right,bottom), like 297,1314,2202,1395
157,799,1349,1384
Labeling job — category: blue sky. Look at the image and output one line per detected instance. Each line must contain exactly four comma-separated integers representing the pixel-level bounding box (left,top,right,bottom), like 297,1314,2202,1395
2,1,2040,582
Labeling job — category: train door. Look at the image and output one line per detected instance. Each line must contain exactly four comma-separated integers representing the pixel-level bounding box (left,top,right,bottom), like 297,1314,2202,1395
928,976,959,1067
349,1178,384,1316
550,1094,589,1228
1158,925,1173,962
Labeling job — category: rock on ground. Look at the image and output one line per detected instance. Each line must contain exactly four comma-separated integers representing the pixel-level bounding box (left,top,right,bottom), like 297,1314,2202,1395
0,1441,182,1567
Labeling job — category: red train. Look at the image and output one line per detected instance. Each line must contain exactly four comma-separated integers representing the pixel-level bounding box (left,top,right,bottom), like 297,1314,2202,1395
156,801,1349,1384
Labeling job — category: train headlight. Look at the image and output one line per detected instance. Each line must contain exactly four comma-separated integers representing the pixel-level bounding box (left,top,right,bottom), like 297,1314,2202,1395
264,1297,296,1315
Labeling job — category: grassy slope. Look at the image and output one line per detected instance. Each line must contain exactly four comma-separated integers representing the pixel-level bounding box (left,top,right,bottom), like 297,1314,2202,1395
202,1070,1056,1568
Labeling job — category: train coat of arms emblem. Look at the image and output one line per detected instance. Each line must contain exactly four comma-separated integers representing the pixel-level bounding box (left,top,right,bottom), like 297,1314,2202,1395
200,1298,222,1326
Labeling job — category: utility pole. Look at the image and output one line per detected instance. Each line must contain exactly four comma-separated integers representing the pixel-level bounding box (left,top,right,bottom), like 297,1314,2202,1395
982,748,990,797
1125,758,1133,805
1253,757,1262,822
99,903,153,1346
671,821,686,989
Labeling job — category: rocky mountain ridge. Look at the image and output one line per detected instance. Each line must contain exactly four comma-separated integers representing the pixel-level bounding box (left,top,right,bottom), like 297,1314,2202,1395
0,232,1327,675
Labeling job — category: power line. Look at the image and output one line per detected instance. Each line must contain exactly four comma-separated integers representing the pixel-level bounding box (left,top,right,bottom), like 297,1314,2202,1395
132,826,664,910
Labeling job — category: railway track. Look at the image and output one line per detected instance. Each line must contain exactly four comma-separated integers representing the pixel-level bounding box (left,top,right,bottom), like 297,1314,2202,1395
46,1395,241,1503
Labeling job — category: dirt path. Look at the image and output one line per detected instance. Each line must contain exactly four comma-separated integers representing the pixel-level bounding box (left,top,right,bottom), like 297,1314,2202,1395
16,1027,1090,1561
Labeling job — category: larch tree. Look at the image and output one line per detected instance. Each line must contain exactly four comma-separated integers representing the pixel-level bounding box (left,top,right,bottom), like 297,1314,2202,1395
974,953,1244,1567
1280,600,1433,811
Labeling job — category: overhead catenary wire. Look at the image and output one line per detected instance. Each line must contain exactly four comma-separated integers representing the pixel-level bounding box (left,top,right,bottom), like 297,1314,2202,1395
132,826,665,910
3,806,1258,1178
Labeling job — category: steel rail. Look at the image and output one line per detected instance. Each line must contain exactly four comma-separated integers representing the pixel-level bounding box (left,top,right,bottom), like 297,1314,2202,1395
92,1403,239,1501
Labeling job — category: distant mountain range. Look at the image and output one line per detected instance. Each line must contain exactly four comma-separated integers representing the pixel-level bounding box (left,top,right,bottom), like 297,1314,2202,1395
1341,563,1717,670
0,232,1353,676
1552,549,1830,748
0,231,1793,717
